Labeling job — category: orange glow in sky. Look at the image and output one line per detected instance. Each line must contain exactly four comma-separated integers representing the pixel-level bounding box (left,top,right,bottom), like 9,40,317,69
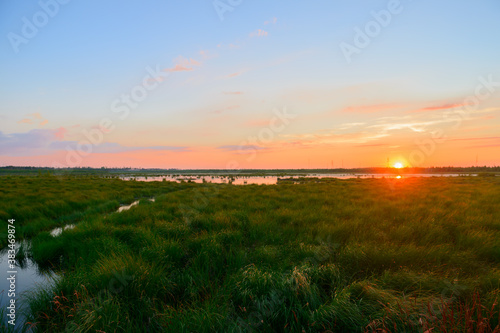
1,2,499,168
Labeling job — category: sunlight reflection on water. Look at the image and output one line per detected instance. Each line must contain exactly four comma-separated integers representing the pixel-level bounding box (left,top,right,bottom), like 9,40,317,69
120,173,475,185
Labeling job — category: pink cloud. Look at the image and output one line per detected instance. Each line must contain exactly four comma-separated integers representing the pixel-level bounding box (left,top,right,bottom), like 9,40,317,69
199,50,210,59
30,112,42,119
226,72,241,78
217,43,241,50
54,127,67,140
147,77,166,83
17,112,49,126
174,55,201,66
412,103,464,113
163,64,194,73
249,29,268,37
163,55,201,73
189,58,201,66
264,17,277,25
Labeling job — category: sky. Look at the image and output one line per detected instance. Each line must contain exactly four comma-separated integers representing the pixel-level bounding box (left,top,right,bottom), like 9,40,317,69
0,0,499,169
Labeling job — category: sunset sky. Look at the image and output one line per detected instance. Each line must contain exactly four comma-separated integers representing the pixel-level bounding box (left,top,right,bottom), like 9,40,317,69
1,0,499,169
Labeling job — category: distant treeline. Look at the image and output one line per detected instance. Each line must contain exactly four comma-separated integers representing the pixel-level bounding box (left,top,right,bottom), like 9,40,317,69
0,165,499,176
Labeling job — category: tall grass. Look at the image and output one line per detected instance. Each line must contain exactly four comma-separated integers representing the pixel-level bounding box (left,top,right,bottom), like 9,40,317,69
0,175,191,247
2,176,499,331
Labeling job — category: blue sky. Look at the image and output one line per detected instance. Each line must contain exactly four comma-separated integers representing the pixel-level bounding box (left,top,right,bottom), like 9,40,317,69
1,0,499,168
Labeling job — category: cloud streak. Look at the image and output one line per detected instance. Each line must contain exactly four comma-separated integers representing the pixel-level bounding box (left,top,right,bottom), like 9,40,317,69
226,72,241,78
0,129,188,156
412,103,464,113
17,112,49,126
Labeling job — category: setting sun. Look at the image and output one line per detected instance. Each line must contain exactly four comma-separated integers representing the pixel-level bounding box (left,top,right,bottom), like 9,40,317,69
394,162,404,169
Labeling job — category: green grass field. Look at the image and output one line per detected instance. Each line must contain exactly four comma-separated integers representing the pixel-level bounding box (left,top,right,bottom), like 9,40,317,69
1,175,500,332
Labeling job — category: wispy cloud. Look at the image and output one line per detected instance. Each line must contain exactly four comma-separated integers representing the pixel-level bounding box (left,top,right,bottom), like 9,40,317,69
164,64,193,73
281,131,390,146
263,17,277,25
17,112,49,126
163,55,201,72
0,129,188,156
249,29,268,38
49,141,188,154
281,107,498,148
412,103,464,113
476,107,500,114
199,49,214,59
0,129,58,156
217,43,241,50
337,122,366,130
226,72,242,78
54,127,67,140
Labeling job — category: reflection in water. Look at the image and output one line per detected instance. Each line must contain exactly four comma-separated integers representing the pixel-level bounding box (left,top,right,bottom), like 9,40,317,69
0,242,58,330
116,198,155,213
117,200,139,213
121,173,475,185
0,196,157,328
50,224,75,237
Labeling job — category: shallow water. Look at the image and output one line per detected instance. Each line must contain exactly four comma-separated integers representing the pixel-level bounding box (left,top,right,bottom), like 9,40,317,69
50,224,75,237
117,198,155,213
117,200,139,213
121,173,476,185
0,197,157,329
0,242,57,331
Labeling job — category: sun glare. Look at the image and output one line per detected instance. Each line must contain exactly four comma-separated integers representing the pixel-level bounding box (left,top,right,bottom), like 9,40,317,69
393,162,404,169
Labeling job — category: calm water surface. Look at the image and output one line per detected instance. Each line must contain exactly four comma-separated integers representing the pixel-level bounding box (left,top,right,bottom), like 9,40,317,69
121,173,476,185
